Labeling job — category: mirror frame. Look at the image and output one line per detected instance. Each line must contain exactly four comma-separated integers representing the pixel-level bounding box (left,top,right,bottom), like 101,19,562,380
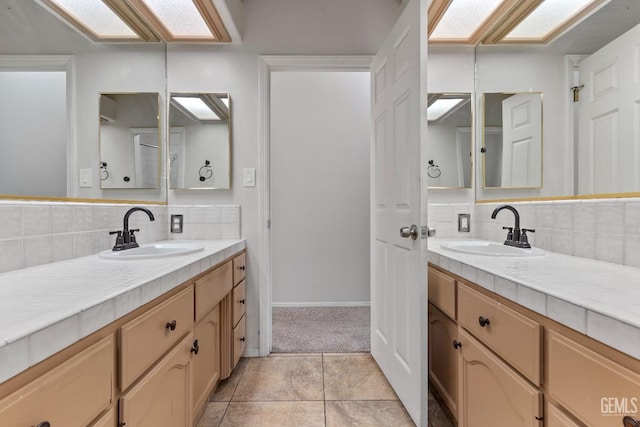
481,91,544,191
168,92,232,191
427,92,474,190
98,92,162,191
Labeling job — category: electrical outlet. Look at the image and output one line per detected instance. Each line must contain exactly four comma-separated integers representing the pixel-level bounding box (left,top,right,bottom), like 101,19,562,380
171,214,183,233
458,213,471,232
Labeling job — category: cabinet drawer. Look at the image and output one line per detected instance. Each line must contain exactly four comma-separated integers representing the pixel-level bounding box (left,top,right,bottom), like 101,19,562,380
91,407,117,427
195,261,232,323
548,330,640,427
0,335,114,427
428,268,456,319
458,329,542,427
547,403,582,427
458,284,541,385
233,280,246,327
233,315,246,369
233,252,246,285
120,286,194,390
428,303,458,420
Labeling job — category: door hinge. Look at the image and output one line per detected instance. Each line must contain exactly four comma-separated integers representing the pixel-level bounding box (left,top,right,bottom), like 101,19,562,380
267,219,271,229
571,84,584,102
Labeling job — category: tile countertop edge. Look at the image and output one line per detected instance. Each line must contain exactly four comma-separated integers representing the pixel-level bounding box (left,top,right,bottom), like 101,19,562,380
428,238,640,360
0,239,245,384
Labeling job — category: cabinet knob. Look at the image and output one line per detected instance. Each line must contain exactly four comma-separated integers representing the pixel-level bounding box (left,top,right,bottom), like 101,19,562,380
623,416,640,427
239,265,246,271
478,316,490,327
240,336,245,342
240,299,246,304
166,320,177,331
452,340,462,349
35,422,51,427
191,339,200,355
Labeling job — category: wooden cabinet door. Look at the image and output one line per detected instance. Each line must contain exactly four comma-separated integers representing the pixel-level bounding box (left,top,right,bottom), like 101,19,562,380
232,315,246,369
547,403,583,427
232,252,246,285
0,335,114,427
458,329,542,427
192,305,221,418
233,279,246,327
120,333,193,427
91,407,117,427
428,303,458,420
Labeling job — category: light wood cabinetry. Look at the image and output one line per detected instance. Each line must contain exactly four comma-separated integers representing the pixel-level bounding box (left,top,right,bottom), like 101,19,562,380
120,332,194,427
428,263,640,427
192,305,221,418
548,330,640,427
0,249,246,427
458,283,542,385
428,302,458,420
120,286,195,390
458,329,542,427
0,335,114,427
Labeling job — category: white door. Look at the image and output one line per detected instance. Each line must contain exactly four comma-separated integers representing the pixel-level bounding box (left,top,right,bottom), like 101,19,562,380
370,0,427,425
578,22,640,194
501,93,542,187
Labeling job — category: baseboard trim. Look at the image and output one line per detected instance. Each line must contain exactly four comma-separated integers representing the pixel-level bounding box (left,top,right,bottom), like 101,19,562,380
242,347,260,357
271,301,371,308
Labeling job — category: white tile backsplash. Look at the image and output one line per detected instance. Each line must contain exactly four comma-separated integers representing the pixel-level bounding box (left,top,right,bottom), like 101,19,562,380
464,198,640,268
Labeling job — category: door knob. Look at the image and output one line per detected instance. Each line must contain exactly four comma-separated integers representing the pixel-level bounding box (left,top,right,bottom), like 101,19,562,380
400,224,418,240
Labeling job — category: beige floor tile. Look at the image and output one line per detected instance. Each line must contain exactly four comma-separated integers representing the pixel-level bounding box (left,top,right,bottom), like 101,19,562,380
326,400,415,427
196,402,229,427
211,357,250,402
220,401,325,427
232,355,324,401
323,354,398,400
268,352,320,357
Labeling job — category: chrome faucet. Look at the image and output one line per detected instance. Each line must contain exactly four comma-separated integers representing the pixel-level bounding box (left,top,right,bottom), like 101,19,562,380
110,207,155,251
490,205,534,248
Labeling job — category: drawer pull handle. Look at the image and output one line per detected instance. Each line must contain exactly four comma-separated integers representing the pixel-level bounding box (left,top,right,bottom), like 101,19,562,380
623,416,640,427
240,336,245,342
191,339,200,355
35,422,51,427
478,316,490,327
535,416,544,421
240,299,246,304
239,265,246,271
452,340,462,349
166,320,177,331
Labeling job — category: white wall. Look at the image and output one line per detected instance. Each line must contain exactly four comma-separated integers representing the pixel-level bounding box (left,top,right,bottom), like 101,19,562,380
0,71,66,196
270,71,370,304
166,0,401,353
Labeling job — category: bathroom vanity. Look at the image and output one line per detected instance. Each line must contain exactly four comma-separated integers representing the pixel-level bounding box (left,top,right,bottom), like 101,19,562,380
0,239,246,427
428,239,640,427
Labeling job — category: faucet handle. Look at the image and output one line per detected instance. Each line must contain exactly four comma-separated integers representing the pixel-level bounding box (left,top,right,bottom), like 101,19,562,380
502,226,514,241
129,229,140,245
109,231,124,250
521,228,535,234
519,228,535,248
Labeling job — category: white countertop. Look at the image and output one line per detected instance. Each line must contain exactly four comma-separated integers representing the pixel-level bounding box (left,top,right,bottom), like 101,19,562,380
428,238,640,360
0,239,245,384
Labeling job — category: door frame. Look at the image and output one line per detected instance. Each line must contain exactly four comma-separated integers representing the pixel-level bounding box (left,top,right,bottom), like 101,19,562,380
258,56,373,356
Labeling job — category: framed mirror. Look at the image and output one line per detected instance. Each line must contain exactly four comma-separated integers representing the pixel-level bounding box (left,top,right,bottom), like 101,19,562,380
168,92,231,190
482,92,543,189
99,93,161,189
427,93,473,188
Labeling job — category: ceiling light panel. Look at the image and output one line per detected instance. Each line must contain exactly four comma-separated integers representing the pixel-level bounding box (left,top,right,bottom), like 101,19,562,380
505,0,606,41
430,0,504,40
427,98,465,121
137,0,213,38
173,96,220,120
42,0,140,39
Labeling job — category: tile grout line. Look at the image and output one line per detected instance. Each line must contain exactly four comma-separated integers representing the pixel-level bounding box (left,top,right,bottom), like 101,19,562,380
322,352,327,427
218,358,250,426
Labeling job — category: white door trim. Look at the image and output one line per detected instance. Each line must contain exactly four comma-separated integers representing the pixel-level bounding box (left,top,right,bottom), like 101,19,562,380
258,55,373,356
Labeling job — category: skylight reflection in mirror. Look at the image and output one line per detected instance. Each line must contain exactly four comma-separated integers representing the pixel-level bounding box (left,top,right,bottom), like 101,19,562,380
430,0,503,40
48,0,138,37
505,0,607,40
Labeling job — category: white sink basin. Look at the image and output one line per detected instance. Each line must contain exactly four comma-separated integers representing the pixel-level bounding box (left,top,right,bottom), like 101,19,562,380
441,241,544,257
100,242,204,260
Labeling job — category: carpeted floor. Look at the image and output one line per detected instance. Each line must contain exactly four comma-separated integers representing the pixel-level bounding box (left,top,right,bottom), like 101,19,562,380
272,306,370,353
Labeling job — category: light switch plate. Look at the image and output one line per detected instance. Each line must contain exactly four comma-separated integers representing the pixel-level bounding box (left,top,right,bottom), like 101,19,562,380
79,169,92,188
243,168,256,187
458,213,471,232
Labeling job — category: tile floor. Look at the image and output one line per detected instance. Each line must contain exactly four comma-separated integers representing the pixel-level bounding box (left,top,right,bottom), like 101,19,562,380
196,353,454,427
